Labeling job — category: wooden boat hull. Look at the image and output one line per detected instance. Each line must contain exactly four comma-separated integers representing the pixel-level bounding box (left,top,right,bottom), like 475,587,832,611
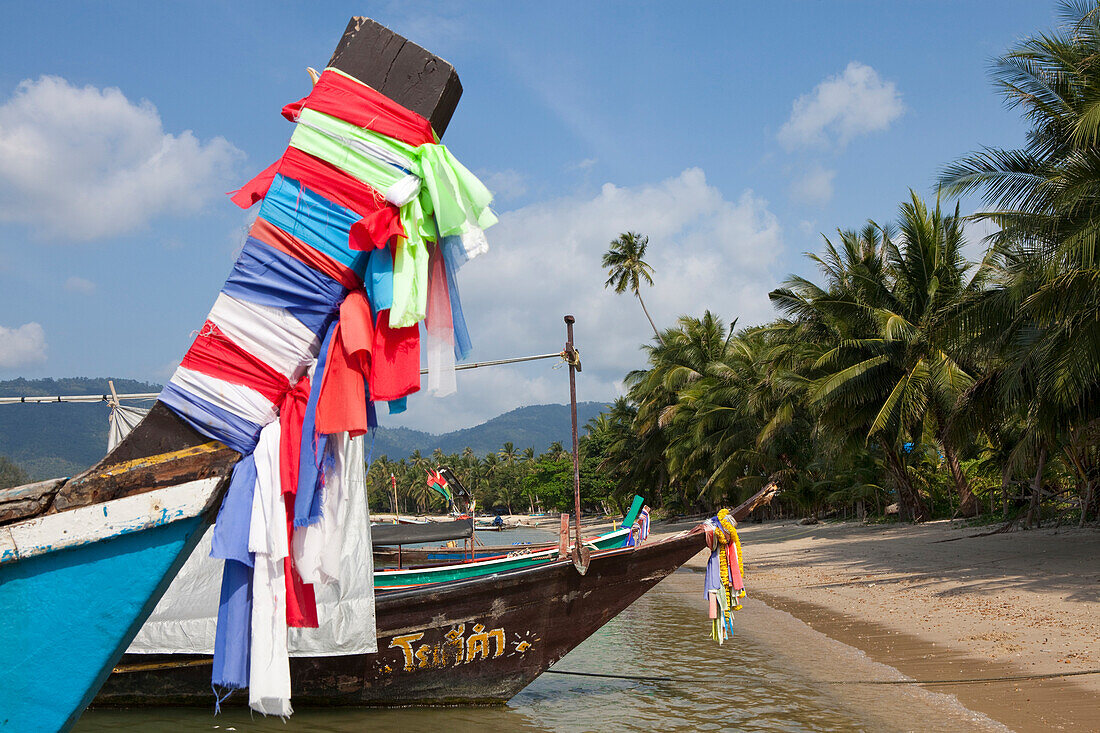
97,528,706,707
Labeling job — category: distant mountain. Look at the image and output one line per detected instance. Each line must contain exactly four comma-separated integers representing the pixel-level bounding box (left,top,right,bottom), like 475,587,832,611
0,377,610,479
0,377,161,479
369,402,609,459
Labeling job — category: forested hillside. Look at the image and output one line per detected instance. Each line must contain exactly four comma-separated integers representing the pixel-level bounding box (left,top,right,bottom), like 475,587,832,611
0,377,605,482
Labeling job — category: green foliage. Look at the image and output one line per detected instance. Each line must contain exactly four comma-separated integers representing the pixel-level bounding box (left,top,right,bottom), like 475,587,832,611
577,4,1100,526
0,377,161,479
0,454,29,489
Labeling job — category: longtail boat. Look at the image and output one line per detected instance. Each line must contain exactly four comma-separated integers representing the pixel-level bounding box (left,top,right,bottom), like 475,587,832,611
372,527,630,565
98,486,777,707
372,496,648,565
0,17,472,731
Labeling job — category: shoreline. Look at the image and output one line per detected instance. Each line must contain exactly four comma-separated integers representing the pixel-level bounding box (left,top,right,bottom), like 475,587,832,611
667,518,1100,730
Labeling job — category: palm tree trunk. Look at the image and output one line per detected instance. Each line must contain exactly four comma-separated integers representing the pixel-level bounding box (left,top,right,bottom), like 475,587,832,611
1025,446,1047,529
1080,479,1094,527
942,437,977,517
636,292,664,345
1000,463,1011,519
885,449,926,521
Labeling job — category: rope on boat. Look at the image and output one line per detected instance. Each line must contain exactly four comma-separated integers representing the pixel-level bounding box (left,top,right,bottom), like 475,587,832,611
0,354,569,406
546,669,674,682
0,392,159,404
421,351,567,374
545,667,1100,686
112,659,1100,686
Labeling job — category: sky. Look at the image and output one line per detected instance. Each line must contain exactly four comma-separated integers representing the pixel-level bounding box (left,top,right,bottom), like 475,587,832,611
0,1,1058,432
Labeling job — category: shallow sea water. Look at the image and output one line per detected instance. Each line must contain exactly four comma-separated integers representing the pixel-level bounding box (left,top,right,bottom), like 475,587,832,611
74,563,1002,733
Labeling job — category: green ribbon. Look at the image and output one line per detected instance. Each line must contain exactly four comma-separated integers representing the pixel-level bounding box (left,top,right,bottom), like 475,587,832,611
289,108,496,328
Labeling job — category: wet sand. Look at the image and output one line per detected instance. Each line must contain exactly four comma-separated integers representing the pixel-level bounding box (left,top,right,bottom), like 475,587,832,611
674,519,1100,731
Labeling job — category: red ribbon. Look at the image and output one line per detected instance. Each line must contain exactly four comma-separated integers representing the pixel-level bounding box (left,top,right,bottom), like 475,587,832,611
282,69,436,146
180,324,320,627
230,148,405,253
315,290,373,437
277,373,318,628
314,292,422,436
181,323,288,403
250,217,361,291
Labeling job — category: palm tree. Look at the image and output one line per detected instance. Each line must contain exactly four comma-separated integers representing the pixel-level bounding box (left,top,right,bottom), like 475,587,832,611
769,195,984,520
545,440,568,462
624,312,731,508
498,441,518,468
603,231,663,344
939,0,1100,520
479,453,500,509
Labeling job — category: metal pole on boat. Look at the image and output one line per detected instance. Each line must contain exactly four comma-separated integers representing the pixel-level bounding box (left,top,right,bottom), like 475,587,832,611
391,473,400,525
564,315,590,573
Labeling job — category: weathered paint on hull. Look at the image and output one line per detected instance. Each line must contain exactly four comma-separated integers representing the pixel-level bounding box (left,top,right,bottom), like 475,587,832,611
97,530,706,707
0,516,209,732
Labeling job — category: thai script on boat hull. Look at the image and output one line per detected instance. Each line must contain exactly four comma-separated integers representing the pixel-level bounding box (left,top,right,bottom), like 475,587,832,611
381,621,539,674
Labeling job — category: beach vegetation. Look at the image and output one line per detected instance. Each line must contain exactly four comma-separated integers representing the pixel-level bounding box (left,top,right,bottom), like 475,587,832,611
375,2,1100,528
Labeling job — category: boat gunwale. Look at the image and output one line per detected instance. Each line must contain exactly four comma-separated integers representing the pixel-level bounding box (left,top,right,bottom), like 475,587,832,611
374,527,702,596
373,526,635,586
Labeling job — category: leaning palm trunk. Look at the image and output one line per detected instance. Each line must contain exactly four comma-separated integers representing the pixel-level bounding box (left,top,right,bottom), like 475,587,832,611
637,292,664,345
1080,479,1095,527
943,438,978,517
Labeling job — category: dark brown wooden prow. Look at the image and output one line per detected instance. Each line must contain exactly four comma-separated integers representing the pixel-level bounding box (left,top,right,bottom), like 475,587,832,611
0,18,463,526
98,484,783,708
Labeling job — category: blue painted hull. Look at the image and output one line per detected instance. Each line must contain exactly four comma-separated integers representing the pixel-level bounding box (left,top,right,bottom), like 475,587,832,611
0,516,208,733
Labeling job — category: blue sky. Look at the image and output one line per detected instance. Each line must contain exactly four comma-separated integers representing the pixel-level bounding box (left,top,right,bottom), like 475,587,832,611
0,1,1056,431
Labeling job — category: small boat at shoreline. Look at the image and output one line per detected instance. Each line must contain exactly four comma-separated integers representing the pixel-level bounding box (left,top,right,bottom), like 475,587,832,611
0,409,240,732
373,527,632,589
373,498,647,565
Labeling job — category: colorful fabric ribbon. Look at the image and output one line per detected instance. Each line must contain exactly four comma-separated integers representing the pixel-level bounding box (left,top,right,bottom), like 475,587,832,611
703,509,746,645
161,63,495,717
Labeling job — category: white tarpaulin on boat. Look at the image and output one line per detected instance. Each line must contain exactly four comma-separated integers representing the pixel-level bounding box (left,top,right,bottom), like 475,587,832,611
128,434,377,656
107,403,149,452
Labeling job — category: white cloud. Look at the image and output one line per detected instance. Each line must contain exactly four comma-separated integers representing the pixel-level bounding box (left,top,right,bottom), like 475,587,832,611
0,322,47,368
790,165,836,205
0,76,243,241
64,276,96,295
387,168,784,432
477,168,528,201
778,62,904,150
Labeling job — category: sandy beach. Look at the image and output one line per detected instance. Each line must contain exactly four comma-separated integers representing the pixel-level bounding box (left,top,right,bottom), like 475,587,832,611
374,510,1100,727
672,519,1100,731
